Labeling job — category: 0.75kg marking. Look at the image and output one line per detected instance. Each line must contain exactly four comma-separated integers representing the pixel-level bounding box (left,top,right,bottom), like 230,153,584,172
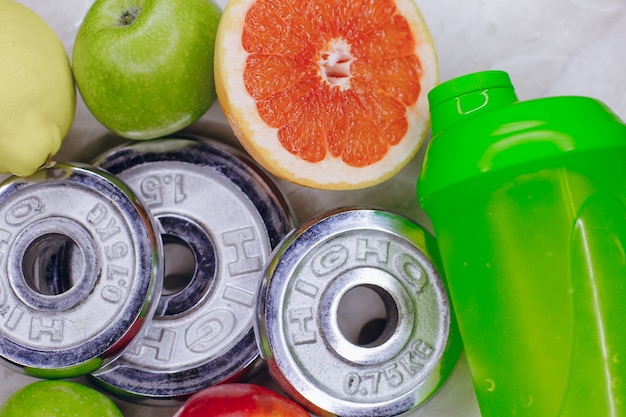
343,339,434,396
344,363,403,396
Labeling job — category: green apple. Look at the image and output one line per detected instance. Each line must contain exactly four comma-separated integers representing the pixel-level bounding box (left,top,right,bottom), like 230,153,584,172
0,380,124,417
72,0,222,140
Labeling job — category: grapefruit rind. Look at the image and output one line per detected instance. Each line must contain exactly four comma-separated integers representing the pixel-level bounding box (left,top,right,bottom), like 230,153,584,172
215,0,438,190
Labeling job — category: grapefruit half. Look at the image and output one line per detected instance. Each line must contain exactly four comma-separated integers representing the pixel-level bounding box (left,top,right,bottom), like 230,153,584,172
215,0,438,190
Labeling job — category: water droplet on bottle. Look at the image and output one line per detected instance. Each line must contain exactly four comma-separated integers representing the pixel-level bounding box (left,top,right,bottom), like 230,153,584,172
612,377,622,389
521,392,534,408
484,378,496,392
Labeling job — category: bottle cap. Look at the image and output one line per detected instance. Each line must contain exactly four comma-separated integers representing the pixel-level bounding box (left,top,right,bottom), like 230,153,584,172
419,70,626,202
429,70,518,135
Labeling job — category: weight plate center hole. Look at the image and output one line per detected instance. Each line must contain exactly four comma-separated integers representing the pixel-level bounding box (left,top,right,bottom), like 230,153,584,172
336,285,399,348
155,215,217,317
162,234,196,296
22,233,83,296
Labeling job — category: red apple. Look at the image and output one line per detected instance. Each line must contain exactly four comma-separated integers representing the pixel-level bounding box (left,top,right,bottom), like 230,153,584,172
173,383,309,416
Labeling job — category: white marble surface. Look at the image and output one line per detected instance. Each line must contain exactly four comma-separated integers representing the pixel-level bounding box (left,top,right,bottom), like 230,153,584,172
3,0,626,416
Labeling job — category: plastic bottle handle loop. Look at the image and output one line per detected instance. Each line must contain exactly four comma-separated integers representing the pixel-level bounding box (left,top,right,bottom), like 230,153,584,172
456,90,490,115
430,87,518,135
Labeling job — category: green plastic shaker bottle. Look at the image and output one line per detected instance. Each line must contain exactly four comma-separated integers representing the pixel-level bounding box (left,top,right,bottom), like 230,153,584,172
417,70,626,416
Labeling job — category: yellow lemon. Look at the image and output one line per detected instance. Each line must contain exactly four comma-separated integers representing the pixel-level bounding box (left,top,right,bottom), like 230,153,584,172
0,0,76,177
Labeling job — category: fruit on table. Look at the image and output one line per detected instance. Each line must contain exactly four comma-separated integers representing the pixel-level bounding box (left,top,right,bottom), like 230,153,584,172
72,0,222,140
215,0,438,190
172,383,310,417
0,0,76,177
0,380,124,417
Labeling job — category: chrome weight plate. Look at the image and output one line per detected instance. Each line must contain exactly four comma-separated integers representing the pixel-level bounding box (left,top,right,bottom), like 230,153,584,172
256,207,462,417
90,136,295,402
0,163,162,378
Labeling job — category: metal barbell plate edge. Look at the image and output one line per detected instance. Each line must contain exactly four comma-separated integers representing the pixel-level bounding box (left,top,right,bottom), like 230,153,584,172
89,136,296,403
255,207,462,417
